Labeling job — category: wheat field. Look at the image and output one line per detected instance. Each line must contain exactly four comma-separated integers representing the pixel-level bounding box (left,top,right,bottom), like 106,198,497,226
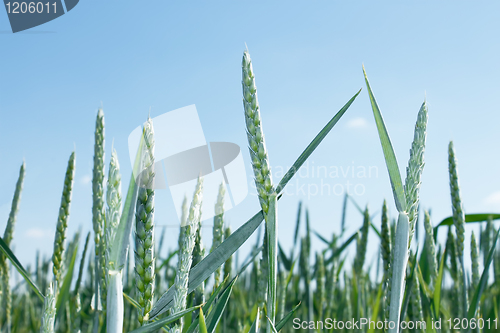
0,50,499,333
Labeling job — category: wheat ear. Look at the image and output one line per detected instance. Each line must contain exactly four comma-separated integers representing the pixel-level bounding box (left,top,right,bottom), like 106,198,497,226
105,150,124,333
423,211,438,292
0,161,25,332
223,226,233,280
380,199,393,320
52,151,76,286
405,102,428,245
354,207,370,276
315,252,326,319
242,50,274,217
448,141,468,317
470,231,480,291
91,109,106,312
170,176,203,333
135,118,156,325
242,49,275,328
211,182,225,290
191,209,205,307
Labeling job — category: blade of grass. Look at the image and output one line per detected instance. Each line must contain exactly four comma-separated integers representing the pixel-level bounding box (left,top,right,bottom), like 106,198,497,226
433,243,448,319
149,211,264,319
435,213,500,229
123,292,140,309
56,241,78,320
400,249,419,322
238,246,263,276
204,277,237,333
0,236,43,300
198,308,208,333
467,229,500,325
313,230,331,245
278,243,292,271
266,192,278,330
275,89,361,194
248,307,260,333
184,276,231,333
325,229,359,265
275,302,301,332
341,192,348,234
347,194,381,238
128,305,201,333
266,316,279,333
363,66,406,213
367,283,384,333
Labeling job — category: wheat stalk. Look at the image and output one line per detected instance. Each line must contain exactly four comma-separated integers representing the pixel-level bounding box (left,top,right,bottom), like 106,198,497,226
277,269,286,322
388,211,409,332
40,282,56,333
242,49,278,331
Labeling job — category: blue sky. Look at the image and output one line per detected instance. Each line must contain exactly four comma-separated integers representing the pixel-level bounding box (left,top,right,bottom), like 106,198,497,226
1,1,500,276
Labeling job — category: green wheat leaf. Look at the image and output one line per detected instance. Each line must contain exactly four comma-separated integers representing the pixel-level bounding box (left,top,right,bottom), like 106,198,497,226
467,229,500,324
275,89,361,194
363,66,406,212
55,241,78,320
436,213,500,228
275,302,301,331
0,236,43,301
128,306,201,333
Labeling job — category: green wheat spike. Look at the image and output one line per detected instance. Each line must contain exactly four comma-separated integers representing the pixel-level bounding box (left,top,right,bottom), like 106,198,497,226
52,152,76,287
1,161,25,333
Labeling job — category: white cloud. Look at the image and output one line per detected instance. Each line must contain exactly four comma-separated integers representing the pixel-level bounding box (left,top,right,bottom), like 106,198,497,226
346,117,369,129
80,174,92,185
25,228,51,239
485,191,500,206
